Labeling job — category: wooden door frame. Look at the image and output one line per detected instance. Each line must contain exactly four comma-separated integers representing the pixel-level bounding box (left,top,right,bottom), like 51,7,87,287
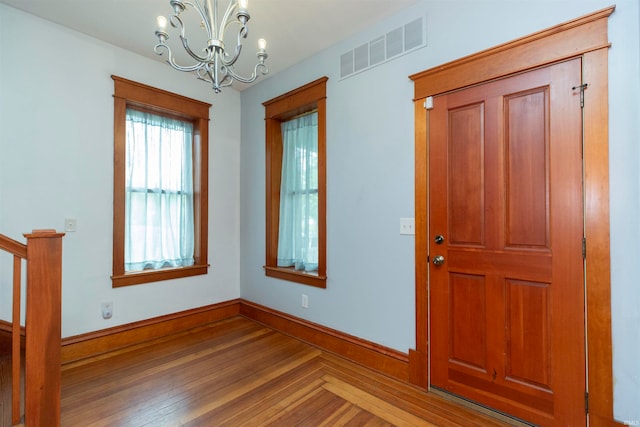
409,7,621,426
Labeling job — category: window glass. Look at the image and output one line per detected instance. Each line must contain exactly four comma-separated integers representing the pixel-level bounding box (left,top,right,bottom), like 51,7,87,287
277,112,319,272
125,108,195,271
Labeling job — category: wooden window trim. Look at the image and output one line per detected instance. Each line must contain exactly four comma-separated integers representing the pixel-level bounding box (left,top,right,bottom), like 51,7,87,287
111,75,210,287
263,77,328,288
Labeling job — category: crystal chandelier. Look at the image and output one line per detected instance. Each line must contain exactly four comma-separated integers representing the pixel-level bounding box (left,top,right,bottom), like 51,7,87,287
154,0,268,93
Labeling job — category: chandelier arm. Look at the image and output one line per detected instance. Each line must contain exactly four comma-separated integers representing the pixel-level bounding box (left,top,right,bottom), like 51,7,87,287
170,1,213,36
168,56,209,72
179,35,215,63
203,0,216,38
189,0,214,36
154,43,207,72
216,67,236,90
217,71,234,88
216,0,238,40
221,61,268,84
167,14,215,63
221,11,241,35
220,26,246,67
195,68,214,84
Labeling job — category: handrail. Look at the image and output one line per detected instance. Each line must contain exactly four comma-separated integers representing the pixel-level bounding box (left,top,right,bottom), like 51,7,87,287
0,234,27,259
1,229,64,427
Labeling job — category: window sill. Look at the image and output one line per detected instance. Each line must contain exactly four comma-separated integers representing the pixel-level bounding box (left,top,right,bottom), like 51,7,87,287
112,264,209,287
264,266,327,288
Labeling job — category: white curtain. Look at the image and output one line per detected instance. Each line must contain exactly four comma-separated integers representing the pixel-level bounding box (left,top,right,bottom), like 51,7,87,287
277,112,319,272
125,108,195,271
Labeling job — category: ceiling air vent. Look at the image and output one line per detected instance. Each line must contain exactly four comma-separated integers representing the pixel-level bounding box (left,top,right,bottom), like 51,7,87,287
340,16,426,80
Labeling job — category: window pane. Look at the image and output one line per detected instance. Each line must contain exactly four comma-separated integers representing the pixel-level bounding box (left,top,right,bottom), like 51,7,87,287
277,112,319,272
124,109,195,271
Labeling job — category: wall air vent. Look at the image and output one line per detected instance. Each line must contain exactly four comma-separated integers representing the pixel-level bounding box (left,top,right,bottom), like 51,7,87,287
340,16,426,80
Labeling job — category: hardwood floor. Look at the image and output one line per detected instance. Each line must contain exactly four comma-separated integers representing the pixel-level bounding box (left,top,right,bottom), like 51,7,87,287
0,339,23,427
0,354,14,426
60,316,513,426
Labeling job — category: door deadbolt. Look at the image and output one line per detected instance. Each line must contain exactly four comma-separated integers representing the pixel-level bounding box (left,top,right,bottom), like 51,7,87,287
434,234,445,245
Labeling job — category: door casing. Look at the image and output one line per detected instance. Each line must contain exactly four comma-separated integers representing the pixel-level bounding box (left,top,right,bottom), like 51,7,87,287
409,6,619,425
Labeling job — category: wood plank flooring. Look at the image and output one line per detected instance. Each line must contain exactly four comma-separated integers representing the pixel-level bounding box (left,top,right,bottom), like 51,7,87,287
0,337,24,427
60,316,513,426
0,354,15,426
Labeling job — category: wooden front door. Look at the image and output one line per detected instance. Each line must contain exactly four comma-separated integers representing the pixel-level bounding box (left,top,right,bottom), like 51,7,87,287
429,58,585,426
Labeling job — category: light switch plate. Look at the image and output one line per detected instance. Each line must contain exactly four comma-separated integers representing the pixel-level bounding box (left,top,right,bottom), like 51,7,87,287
400,218,415,235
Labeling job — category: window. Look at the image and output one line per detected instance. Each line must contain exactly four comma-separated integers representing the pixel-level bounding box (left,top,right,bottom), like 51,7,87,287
124,109,194,271
112,76,210,287
278,112,319,272
263,77,327,288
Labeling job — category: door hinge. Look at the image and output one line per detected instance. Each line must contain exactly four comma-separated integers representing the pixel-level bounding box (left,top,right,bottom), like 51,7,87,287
585,391,589,414
582,237,587,259
572,83,588,108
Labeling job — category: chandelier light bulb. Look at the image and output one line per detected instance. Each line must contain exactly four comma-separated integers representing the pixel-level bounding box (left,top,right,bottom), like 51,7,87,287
238,0,248,12
156,15,168,31
258,38,267,51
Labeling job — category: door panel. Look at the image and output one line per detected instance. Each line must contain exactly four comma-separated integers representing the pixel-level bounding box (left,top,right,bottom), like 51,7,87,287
504,279,551,389
449,273,486,370
429,59,585,426
505,89,549,248
448,103,485,246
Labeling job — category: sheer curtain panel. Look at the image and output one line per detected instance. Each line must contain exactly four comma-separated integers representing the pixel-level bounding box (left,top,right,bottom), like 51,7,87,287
277,112,319,272
125,109,195,271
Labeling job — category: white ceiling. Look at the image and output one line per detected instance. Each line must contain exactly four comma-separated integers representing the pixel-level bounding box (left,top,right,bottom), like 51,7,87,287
1,0,420,90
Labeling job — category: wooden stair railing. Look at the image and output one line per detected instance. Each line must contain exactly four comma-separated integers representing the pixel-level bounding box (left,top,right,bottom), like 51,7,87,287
0,230,64,427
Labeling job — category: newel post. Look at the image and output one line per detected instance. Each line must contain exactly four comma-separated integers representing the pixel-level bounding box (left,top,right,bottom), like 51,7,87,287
24,229,64,427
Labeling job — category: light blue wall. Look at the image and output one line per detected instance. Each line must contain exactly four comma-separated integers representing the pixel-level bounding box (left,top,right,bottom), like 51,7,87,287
0,5,243,337
609,0,640,419
240,0,640,422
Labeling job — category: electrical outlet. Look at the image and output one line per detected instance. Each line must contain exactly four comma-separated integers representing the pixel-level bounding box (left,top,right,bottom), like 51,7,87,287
101,302,113,319
301,294,309,309
64,218,77,232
